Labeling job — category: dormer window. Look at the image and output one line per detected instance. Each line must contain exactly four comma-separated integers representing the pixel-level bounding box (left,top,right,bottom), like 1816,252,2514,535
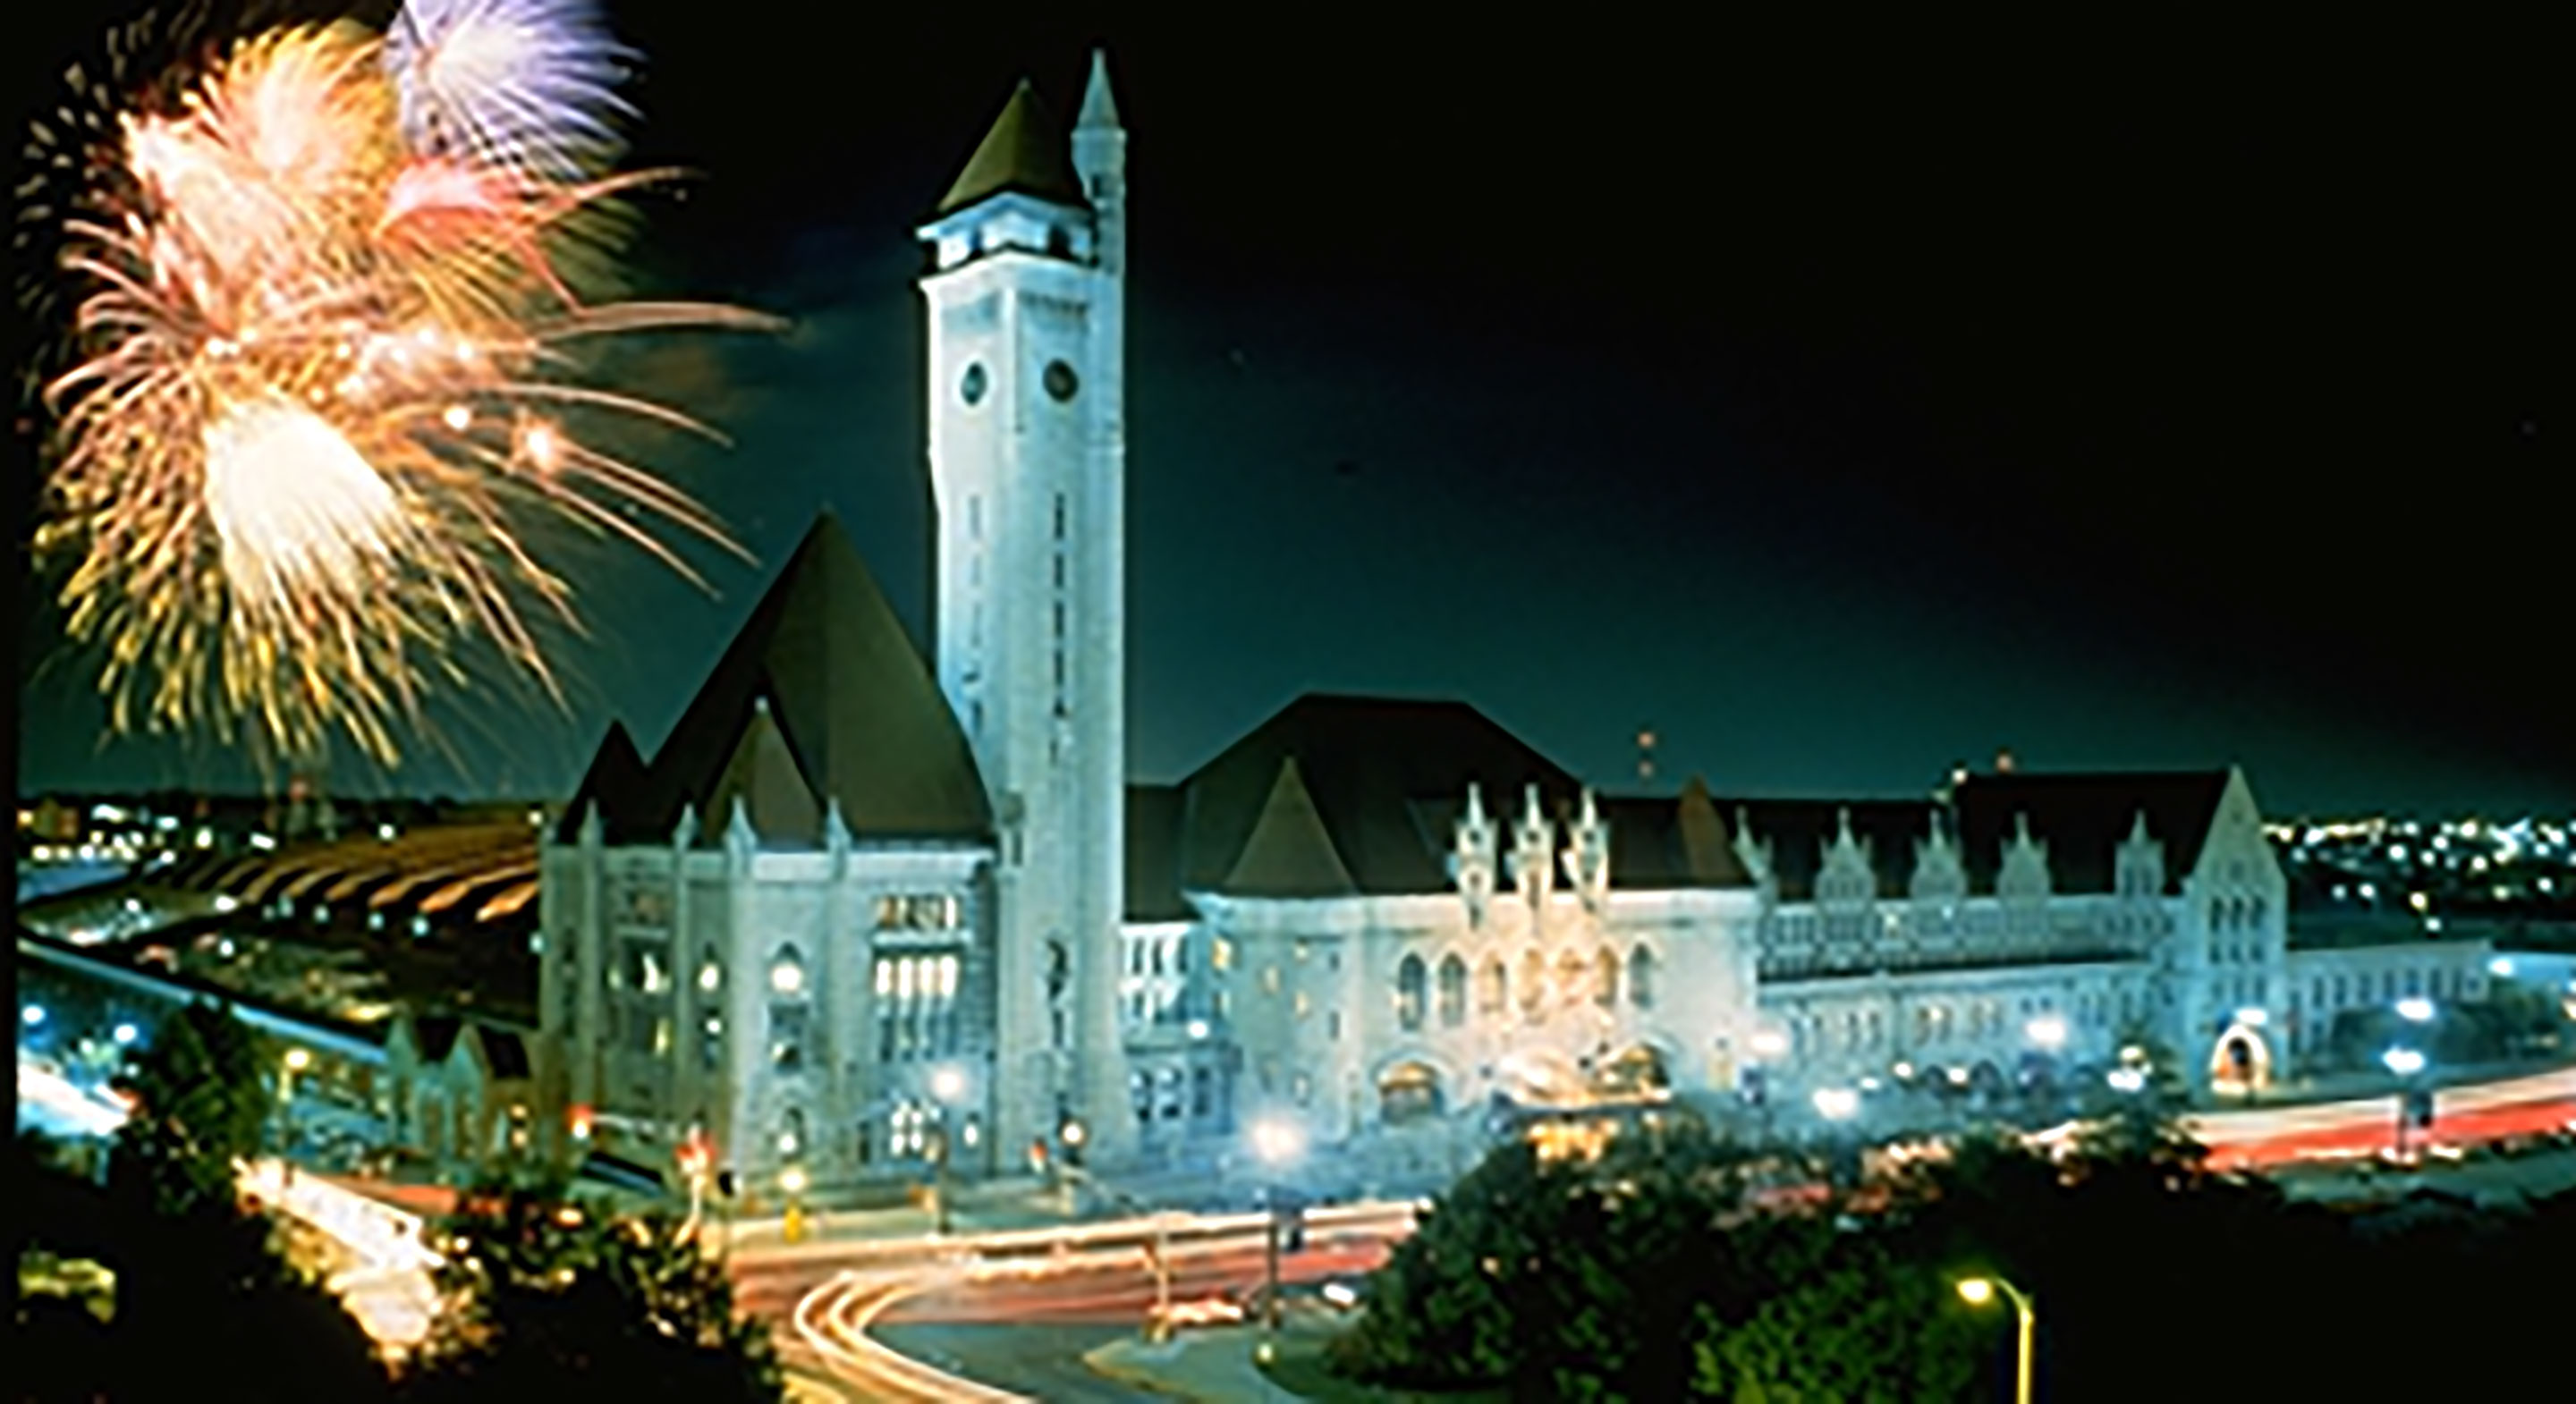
1046,225,1072,258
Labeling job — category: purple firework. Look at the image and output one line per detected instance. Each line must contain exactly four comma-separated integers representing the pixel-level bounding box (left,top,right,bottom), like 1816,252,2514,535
386,0,636,181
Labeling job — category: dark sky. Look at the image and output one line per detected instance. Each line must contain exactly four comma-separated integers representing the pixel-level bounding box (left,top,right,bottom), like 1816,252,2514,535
11,4,2565,816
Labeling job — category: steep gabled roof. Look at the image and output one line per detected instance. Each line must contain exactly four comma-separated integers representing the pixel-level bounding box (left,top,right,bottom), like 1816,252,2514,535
556,721,645,842
1174,694,1580,896
1590,778,1753,890
936,80,1089,216
702,698,822,843
1221,758,1360,898
1952,771,2229,896
614,512,990,847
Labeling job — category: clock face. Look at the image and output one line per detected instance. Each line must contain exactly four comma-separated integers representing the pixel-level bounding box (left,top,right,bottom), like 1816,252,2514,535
962,362,988,406
1043,359,1080,403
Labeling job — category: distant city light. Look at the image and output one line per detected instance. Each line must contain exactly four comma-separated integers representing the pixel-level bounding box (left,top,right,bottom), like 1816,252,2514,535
2489,958,2514,977
2233,1007,2269,1028
2409,892,2430,913
23,1005,47,1027
249,833,276,851
1186,1019,1209,1040
1892,1061,1917,1079
377,823,397,842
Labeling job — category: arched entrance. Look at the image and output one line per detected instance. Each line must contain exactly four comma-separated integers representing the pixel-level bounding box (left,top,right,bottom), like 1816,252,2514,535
2209,1023,2274,1095
1597,1044,1672,1099
1377,1061,1445,1127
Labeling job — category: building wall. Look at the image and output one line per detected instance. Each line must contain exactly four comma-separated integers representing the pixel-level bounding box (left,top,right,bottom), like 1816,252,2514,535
538,815,997,1192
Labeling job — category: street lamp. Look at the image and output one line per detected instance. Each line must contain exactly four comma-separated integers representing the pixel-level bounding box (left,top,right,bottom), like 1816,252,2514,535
276,1047,312,1166
1250,1117,1305,1358
928,1067,966,1236
1956,1275,2037,1404
2394,997,2435,1024
779,1165,809,1245
2383,1046,2428,1161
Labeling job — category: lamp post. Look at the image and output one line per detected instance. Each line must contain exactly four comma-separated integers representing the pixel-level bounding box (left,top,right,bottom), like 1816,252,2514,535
780,1165,809,1245
1957,1275,2036,1404
276,1047,311,1180
2382,1045,2428,1162
928,1067,965,1236
1250,1117,1304,1364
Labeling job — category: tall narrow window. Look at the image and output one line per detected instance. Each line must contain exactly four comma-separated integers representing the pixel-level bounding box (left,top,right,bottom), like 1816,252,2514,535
1395,955,1427,1033
1477,958,1506,1016
1054,494,1067,540
1436,954,1467,1028
1630,943,1657,1010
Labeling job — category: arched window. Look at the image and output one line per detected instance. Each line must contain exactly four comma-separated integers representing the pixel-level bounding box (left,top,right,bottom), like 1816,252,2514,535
1478,958,1507,1017
1517,951,1546,1016
1593,948,1619,1009
769,945,807,996
1630,944,1657,1010
1395,954,1427,1032
1436,955,1467,1028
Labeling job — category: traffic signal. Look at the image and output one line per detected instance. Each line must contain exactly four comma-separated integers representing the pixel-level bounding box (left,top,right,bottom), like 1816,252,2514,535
568,1105,594,1141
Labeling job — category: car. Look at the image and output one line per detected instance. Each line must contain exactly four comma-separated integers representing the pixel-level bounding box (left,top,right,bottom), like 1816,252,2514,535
1158,1297,1245,1328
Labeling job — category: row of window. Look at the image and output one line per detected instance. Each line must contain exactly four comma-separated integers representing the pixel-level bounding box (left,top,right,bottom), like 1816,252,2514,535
1131,1065,1220,1126
1389,946,1660,1034
1782,989,2140,1057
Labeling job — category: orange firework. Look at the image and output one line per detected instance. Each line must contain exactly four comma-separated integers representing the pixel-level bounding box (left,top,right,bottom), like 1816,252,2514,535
33,19,773,767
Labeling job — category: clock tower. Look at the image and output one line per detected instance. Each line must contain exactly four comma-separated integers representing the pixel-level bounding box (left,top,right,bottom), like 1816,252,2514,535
919,52,1132,1170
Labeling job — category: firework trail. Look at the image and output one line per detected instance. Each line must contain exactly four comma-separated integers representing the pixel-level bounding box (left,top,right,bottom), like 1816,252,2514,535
26,2,775,769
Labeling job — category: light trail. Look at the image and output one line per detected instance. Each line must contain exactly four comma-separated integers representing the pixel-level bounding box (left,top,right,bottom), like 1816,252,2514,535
237,1157,443,1353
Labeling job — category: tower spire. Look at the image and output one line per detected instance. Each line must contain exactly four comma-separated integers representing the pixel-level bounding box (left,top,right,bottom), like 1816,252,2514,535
1077,47,1121,130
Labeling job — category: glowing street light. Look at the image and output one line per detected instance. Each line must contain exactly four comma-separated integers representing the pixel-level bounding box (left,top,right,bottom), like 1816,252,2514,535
2382,1046,2426,1078
2394,997,2436,1023
2232,1007,2269,1028
1811,1087,1860,1121
1750,1029,1790,1059
2106,1067,2148,1095
2023,1015,2068,1051
1251,1117,1303,1166
1956,1275,2037,1404
779,1165,809,1245
113,1023,138,1046
22,1005,46,1028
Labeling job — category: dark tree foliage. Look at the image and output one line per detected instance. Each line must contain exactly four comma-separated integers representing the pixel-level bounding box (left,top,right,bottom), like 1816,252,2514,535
1338,1108,2573,1403
397,1174,782,1403
14,1129,394,1403
107,996,272,1218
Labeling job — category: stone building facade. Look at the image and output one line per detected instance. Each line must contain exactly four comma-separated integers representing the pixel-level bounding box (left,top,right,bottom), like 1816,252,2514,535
530,53,2496,1197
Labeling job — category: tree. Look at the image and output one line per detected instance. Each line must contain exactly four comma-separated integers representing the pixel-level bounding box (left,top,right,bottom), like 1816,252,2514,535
1691,1240,1981,1402
109,997,271,1217
400,1175,782,1402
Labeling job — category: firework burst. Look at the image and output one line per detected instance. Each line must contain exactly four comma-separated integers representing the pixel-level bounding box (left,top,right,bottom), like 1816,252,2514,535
30,4,775,769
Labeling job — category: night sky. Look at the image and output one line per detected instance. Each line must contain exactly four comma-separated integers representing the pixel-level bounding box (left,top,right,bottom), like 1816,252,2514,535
10,4,2564,816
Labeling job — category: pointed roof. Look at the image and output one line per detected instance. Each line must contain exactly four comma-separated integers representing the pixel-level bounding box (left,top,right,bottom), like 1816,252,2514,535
1673,777,1750,885
1077,49,1121,129
1221,758,1360,898
556,721,645,842
1174,694,1580,896
611,512,990,847
937,80,1089,216
703,698,822,844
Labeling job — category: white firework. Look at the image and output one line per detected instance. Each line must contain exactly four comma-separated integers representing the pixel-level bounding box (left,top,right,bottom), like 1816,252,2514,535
386,0,634,182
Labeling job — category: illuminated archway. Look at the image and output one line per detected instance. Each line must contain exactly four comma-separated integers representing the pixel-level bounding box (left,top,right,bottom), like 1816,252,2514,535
2208,1023,2274,1095
1377,1061,1445,1126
